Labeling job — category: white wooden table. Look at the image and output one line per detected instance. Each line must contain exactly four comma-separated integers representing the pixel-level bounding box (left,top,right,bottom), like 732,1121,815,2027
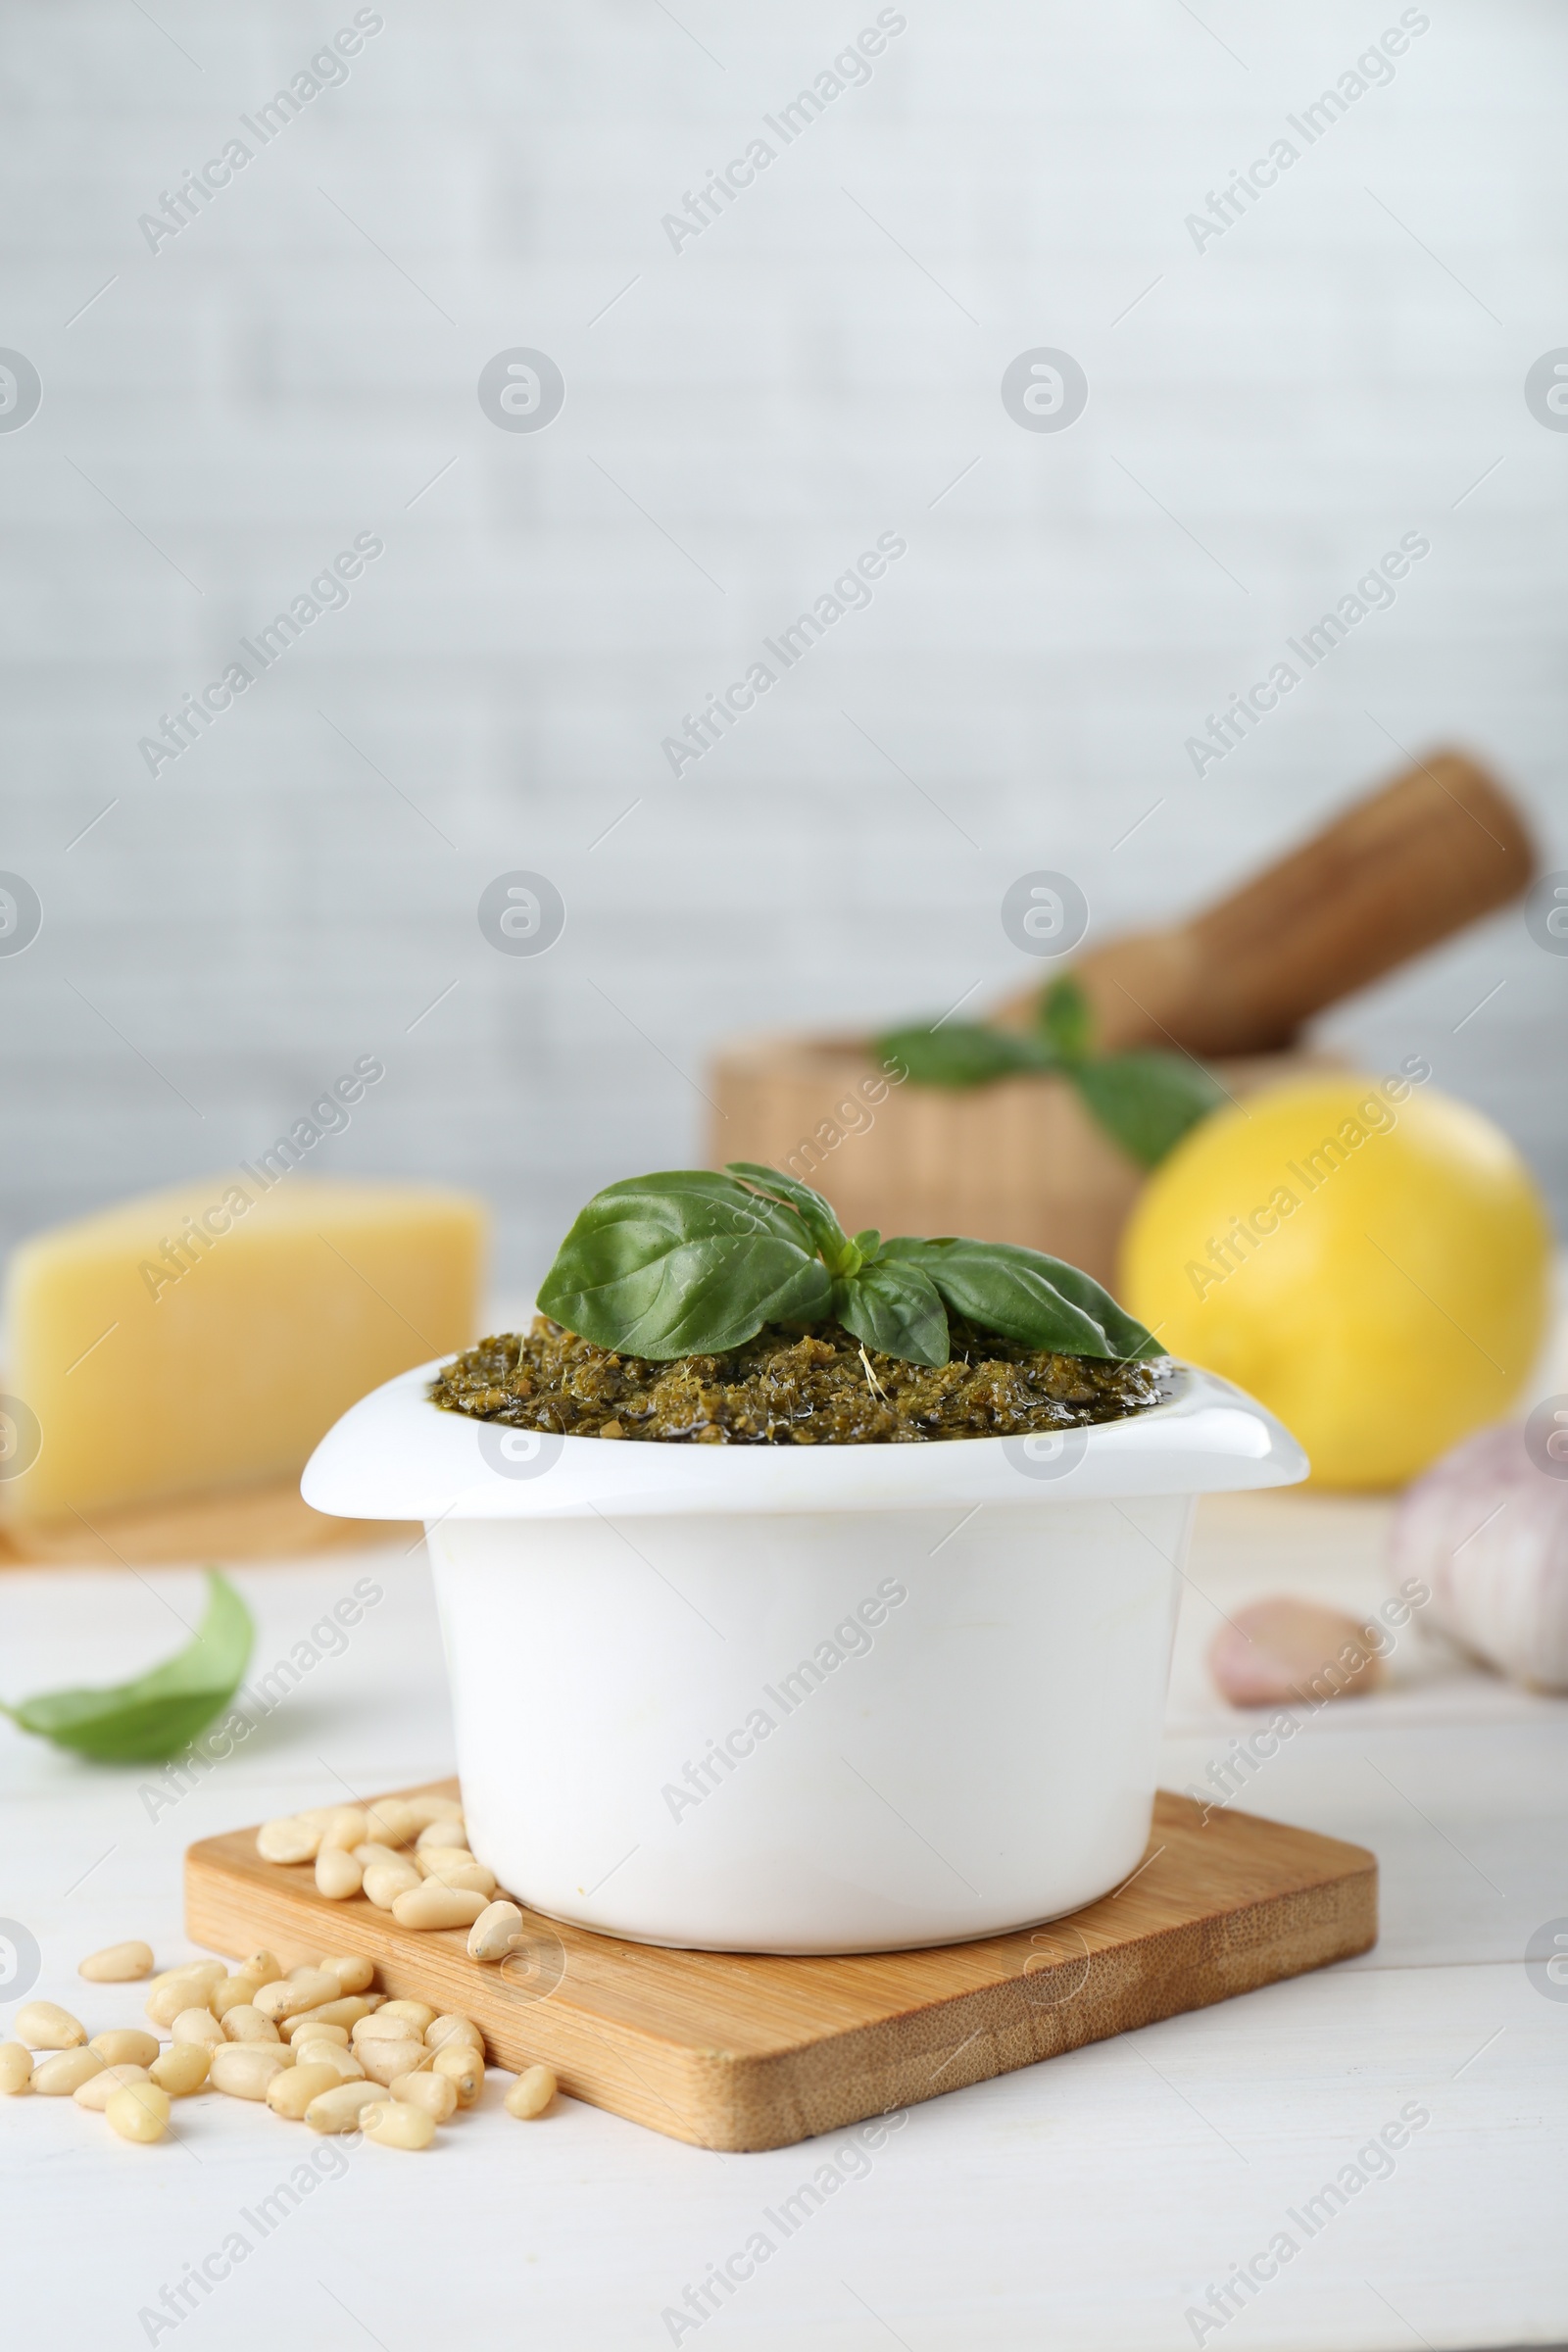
2,1487,1564,2352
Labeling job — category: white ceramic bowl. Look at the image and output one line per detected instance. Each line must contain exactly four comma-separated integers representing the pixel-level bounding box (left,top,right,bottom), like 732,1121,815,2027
304,1360,1306,1954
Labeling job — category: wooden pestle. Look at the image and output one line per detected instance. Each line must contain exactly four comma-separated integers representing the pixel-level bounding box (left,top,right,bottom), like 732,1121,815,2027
999,752,1537,1057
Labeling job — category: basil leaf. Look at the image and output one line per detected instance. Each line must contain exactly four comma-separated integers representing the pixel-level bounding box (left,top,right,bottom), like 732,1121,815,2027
872,1022,1054,1090
881,1236,1159,1361
1,1571,254,1762
537,1169,831,1357
724,1161,850,1268
833,1260,950,1367
1037,974,1094,1064
1072,1051,1226,1169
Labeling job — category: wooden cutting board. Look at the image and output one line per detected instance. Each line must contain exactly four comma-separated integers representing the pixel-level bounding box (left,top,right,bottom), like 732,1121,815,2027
186,1783,1376,2152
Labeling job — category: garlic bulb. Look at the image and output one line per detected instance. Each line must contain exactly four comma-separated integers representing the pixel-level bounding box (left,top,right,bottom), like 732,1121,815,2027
1389,1422,1568,1690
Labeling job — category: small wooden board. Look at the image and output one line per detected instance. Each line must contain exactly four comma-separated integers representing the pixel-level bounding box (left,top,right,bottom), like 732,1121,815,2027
186,1785,1376,2152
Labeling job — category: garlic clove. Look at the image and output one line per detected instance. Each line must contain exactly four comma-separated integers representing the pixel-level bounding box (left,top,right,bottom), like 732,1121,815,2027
1208,1597,1386,1708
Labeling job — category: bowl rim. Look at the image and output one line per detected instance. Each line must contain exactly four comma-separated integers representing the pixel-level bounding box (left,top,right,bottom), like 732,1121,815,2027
302,1354,1309,1520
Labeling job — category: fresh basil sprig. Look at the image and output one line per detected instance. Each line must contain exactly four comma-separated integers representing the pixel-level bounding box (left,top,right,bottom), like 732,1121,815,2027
1,1571,253,1763
536,1160,1158,1369
876,975,1224,1169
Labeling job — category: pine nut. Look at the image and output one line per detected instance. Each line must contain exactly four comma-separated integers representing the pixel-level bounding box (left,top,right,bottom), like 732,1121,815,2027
288,2019,349,2047
293,2041,364,2082
503,2065,557,2121
353,2012,416,2043
403,1793,465,1829
78,1939,155,1983
375,1999,437,2034
283,1995,372,2037
31,2048,106,2095
305,2080,383,2133
170,2007,224,2046
318,1805,368,1852
467,1900,525,1963
360,1797,420,1847
267,2062,345,2119
363,1862,421,1910
210,1974,265,2020
220,2005,280,2044
15,2001,86,2051
430,2044,482,2106
150,1959,224,1995
316,1846,364,1901
321,1955,374,1994
209,2043,293,2099
389,2069,458,2122
74,2062,153,2112
255,1969,339,2022
90,2030,162,2069
145,1967,223,2027
256,1816,321,1864
287,1957,324,1978
149,2042,211,2096
0,2044,33,2094
241,1950,281,1984
358,2038,427,2088
415,1816,468,1851
352,1842,407,1871
106,2081,171,2143
416,1852,497,1896
425,2015,483,2054
362,2099,436,2150
392,1883,487,1932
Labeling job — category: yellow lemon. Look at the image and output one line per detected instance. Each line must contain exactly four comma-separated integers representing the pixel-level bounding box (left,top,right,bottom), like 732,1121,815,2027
1118,1071,1551,1489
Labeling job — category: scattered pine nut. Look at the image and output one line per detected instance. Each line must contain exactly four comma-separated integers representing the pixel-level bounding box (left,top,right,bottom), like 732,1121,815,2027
15,2000,86,2051
255,1970,338,2022
403,1793,464,1829
467,1900,525,1963
149,2043,211,2097
360,1797,420,1848
283,1995,372,2037
0,2044,33,2094
90,2030,161,2070
304,2080,383,2133
106,2081,171,2143
78,1939,155,1983
210,1974,265,2020
318,1805,368,1853
358,2038,427,2087
209,2044,293,2100
425,2015,483,2054
389,2069,458,2122
504,2065,557,2121
376,1999,437,2034
145,1967,223,2028
171,2008,225,2047
256,1817,321,1864
351,1842,407,1871
31,2048,105,2096
286,1957,324,1979
74,2062,153,2112
430,2044,482,2106
392,1883,487,1932
267,2062,344,2120
415,1816,468,1852
316,1846,364,1901
220,2005,280,2045
241,1951,281,1984
292,2041,364,2082
416,1853,497,1896
288,2019,349,2048
362,2099,436,2150
321,1955,374,1994
363,1861,421,1909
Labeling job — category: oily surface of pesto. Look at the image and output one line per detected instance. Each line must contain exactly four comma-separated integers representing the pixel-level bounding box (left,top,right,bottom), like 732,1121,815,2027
429,1316,1167,1445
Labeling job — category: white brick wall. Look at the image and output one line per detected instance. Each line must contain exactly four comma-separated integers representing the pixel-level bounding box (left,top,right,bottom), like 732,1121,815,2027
2,0,1565,1293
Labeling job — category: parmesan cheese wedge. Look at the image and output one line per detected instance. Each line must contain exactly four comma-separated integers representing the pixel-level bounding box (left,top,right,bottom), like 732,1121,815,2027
1,1174,484,1521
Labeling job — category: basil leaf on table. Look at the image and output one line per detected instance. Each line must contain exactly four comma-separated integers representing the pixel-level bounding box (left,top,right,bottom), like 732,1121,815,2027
881,1237,1160,1361
873,1022,1055,1090
831,1258,949,1367
537,1168,832,1357
1,1571,253,1763
1071,1051,1227,1170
